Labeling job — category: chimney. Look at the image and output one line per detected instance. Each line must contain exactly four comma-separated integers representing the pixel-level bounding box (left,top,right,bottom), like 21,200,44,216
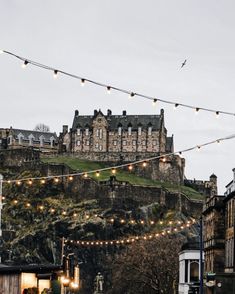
107,109,112,116
122,110,127,116
62,125,68,134
75,110,79,117
94,109,98,116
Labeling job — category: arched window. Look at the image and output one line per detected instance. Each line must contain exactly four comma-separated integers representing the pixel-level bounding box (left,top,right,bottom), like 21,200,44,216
39,135,44,147
148,126,152,136
50,137,55,148
138,126,142,136
17,133,24,145
28,134,34,146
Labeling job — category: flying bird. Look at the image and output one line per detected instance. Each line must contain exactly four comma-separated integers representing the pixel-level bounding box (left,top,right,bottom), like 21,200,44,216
181,59,187,68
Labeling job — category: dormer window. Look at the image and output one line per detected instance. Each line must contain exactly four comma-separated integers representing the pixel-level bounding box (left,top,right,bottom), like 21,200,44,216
77,128,81,136
28,134,34,146
39,135,44,147
50,137,55,148
17,133,24,145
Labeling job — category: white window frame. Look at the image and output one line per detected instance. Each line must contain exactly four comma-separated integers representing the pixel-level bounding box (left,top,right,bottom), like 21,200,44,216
85,128,89,136
128,127,132,136
77,128,81,136
118,127,122,136
148,126,152,136
138,127,142,136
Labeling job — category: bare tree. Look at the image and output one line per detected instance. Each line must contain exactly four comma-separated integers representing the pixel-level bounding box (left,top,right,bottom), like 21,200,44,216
34,123,50,132
107,235,184,294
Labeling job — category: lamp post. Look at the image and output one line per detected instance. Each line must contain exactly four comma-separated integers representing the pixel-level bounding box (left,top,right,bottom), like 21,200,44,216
199,217,204,294
0,174,3,263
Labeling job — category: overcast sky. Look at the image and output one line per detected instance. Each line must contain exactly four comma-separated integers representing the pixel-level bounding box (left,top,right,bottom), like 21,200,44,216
1,1,235,193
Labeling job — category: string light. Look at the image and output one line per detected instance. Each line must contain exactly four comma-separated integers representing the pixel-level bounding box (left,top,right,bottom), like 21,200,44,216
41,179,46,184
81,78,85,86
107,86,111,94
195,107,200,114
3,133,235,184
216,111,220,117
68,176,73,181
53,70,58,79
83,172,88,178
54,178,59,183
111,168,116,175
174,103,179,109
152,98,157,107
21,60,29,68
65,220,194,247
1,49,235,117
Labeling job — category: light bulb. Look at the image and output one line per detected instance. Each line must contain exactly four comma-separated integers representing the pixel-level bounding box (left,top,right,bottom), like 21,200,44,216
111,168,116,174
142,161,147,167
195,108,200,114
22,60,29,68
216,111,219,118
81,78,85,86
84,172,88,178
152,99,157,107
68,176,73,181
128,165,133,171
129,92,135,99
107,86,111,94
28,180,33,185
41,179,46,184
174,103,179,109
53,70,58,79
95,171,100,177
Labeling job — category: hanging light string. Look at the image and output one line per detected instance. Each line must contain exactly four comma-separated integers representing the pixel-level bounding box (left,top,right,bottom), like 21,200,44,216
2,133,235,184
2,197,193,226
1,49,234,117
64,219,196,247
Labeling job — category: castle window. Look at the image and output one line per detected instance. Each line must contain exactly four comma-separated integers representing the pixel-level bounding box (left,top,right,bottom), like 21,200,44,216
132,140,136,146
96,129,99,137
118,127,122,136
77,128,81,136
77,140,80,146
138,127,142,136
99,129,103,139
85,128,89,136
148,126,152,136
95,143,99,149
123,140,127,146
113,140,117,146
142,141,146,146
99,145,102,151
86,140,89,146
128,127,132,136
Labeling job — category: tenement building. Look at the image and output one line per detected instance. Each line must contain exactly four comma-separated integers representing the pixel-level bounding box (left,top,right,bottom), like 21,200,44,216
203,169,235,293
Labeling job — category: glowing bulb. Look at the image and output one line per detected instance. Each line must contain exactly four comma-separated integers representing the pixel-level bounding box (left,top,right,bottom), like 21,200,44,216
160,221,163,225
39,205,44,210
26,203,31,207
110,218,114,223
140,220,144,224
50,208,55,213
22,60,29,68
62,211,67,215
73,213,77,217
53,70,58,79
174,228,178,232
120,219,125,223
7,180,11,184
85,215,89,219
142,161,147,167
129,92,135,99
107,86,111,94
150,221,154,225
152,98,157,107
84,172,88,178
130,220,135,224
128,165,133,171
111,168,116,174
81,78,85,86
95,171,100,177
54,178,59,183
13,200,18,204
28,180,33,185
169,221,172,225
16,181,21,186
162,157,166,163
68,176,73,181
41,179,46,184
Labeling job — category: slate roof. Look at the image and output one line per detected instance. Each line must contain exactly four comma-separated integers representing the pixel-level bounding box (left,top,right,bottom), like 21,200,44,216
11,129,58,143
72,112,162,131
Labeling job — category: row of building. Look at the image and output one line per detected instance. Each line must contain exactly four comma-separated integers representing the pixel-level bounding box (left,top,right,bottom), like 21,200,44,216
179,169,235,294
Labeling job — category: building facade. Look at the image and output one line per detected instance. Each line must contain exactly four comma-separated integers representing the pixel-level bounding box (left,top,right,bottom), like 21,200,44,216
203,169,235,293
60,109,174,158
0,127,58,153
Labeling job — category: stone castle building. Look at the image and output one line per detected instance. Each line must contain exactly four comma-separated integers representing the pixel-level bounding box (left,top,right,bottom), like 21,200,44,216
60,108,174,157
0,127,58,153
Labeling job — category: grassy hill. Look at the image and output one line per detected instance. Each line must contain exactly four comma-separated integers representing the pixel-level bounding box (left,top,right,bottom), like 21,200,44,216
41,156,204,201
